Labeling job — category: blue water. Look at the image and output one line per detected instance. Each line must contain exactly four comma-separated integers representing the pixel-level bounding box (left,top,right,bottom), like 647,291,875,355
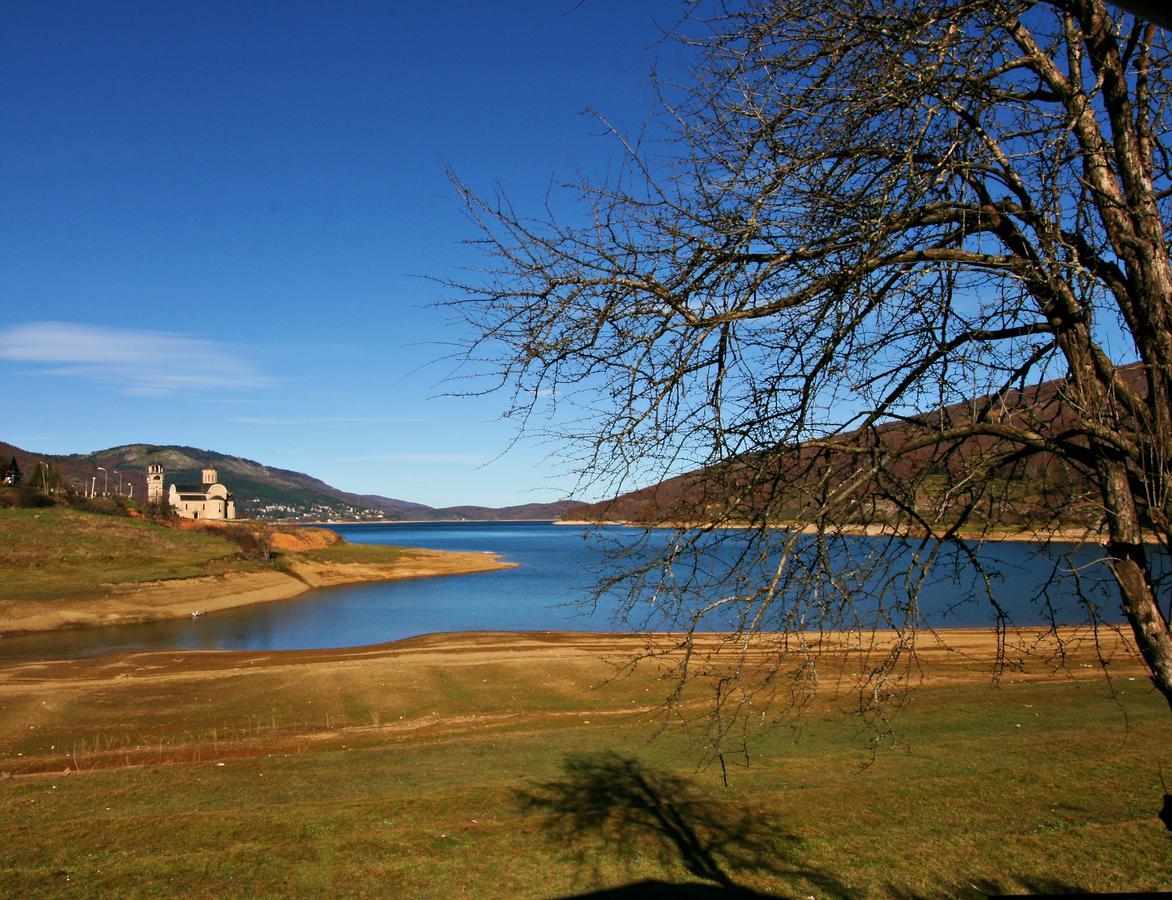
0,521,1147,660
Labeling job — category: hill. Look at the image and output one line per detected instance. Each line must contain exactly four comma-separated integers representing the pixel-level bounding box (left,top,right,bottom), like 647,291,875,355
0,441,582,522
562,366,1142,533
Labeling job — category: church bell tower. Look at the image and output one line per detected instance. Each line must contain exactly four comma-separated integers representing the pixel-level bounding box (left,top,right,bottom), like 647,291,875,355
147,463,165,504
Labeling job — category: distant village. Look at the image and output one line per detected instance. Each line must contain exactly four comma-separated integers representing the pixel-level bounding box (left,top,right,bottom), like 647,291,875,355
251,501,391,523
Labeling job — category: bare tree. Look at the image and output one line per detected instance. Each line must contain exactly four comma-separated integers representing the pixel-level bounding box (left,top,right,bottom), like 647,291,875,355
447,0,1172,758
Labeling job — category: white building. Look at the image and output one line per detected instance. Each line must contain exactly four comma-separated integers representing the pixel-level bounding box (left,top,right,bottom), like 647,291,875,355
148,464,237,520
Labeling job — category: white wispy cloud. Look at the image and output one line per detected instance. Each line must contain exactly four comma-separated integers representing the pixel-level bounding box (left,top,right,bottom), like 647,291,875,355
0,321,274,396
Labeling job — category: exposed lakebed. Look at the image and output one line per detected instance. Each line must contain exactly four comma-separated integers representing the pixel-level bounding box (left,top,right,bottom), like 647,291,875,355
0,521,1140,659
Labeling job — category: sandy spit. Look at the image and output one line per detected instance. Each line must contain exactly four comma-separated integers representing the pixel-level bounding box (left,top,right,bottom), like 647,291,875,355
0,549,515,636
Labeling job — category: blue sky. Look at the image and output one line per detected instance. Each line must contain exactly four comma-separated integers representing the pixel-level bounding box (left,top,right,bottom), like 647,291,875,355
0,1,688,507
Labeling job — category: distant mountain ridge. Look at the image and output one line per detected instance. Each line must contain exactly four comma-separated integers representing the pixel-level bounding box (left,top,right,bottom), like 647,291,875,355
562,366,1141,530
0,441,582,522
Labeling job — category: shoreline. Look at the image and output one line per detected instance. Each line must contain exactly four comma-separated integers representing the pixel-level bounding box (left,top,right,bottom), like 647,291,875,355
300,518,560,526
554,519,1105,543
0,548,516,637
0,625,1142,682
297,517,1114,545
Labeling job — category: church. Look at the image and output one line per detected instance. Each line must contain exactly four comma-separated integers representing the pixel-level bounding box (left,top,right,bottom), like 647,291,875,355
148,464,237,520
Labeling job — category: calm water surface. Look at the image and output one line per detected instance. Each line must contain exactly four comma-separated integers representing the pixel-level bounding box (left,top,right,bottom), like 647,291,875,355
0,521,1135,660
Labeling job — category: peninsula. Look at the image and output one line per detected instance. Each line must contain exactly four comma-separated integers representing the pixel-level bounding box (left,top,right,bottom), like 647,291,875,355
0,507,514,636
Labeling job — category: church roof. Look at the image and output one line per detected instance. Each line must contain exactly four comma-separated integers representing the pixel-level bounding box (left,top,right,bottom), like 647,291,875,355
173,482,234,500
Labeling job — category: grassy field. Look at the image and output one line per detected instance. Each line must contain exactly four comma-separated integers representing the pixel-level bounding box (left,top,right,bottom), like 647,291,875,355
0,630,1168,897
0,508,415,606
0,509,264,602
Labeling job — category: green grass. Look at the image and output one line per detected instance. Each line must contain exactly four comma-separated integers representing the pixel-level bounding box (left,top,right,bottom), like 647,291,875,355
0,508,261,602
0,508,417,607
0,642,1168,898
297,542,409,566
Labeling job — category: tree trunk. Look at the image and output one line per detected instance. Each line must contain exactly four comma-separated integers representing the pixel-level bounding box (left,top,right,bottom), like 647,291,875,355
1102,460,1172,712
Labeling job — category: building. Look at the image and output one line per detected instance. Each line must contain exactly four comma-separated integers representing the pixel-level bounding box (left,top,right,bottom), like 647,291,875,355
147,463,165,503
1,457,21,485
152,465,237,520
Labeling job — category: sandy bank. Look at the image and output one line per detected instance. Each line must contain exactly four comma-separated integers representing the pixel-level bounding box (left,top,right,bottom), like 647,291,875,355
0,548,515,636
0,626,1142,691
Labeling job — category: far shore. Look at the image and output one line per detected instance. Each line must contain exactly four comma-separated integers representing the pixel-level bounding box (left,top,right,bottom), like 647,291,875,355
302,516,1103,543
0,547,516,637
299,518,562,526
555,519,1106,543
297,517,1110,545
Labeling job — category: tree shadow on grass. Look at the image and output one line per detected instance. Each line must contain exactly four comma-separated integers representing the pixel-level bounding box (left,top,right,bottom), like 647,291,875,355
514,752,849,898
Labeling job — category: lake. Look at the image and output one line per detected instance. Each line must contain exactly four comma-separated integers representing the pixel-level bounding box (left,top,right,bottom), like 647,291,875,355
0,521,1139,660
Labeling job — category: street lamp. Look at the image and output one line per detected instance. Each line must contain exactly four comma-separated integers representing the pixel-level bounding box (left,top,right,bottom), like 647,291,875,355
37,461,49,492
114,470,121,496
97,467,107,497
89,476,96,498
